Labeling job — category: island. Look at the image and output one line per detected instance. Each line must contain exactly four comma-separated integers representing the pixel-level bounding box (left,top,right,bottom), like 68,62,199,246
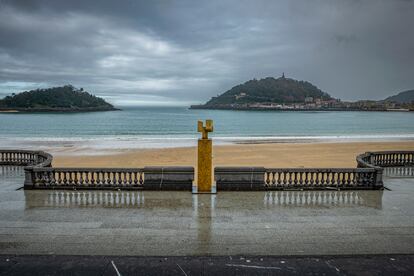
191,74,414,111
0,85,118,112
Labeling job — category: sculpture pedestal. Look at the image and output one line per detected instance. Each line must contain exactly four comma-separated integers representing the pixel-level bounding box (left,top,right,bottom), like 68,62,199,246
196,138,213,193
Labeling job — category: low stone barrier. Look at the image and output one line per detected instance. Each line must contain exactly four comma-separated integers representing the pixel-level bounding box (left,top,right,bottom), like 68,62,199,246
1,150,193,191
357,151,414,168
0,150,52,167
25,166,194,190
215,167,266,190
143,166,194,190
215,167,381,190
2,149,413,191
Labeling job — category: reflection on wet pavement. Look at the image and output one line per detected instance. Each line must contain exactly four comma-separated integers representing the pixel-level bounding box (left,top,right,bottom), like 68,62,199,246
23,189,383,209
1,166,414,256
384,166,414,177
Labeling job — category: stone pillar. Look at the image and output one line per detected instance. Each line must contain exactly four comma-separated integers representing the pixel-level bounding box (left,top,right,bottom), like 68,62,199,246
24,167,35,189
374,168,384,188
196,120,214,193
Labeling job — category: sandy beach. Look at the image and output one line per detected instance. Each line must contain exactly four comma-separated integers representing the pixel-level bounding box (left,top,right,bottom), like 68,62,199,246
53,141,414,168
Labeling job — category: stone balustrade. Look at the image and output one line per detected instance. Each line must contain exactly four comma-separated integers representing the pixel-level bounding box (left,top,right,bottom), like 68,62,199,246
1,149,413,191
264,168,379,189
215,167,380,190
1,150,193,190
26,166,194,190
357,151,414,168
0,150,52,167
30,167,144,189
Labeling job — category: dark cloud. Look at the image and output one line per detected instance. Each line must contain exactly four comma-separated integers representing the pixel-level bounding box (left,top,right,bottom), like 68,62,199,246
0,0,413,105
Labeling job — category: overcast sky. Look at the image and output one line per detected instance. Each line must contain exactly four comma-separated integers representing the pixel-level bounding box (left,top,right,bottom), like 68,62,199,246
0,0,413,106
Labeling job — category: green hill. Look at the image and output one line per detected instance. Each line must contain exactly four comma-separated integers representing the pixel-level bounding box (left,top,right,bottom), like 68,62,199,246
198,76,333,107
0,85,117,112
384,89,414,103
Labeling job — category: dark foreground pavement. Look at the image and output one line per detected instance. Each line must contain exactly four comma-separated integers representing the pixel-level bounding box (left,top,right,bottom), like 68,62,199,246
1,254,414,276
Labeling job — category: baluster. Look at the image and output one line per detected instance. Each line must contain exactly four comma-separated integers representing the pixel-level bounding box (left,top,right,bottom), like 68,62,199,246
325,172,330,187
356,172,362,185
62,171,68,186
118,172,125,187
265,172,271,186
111,172,115,186
350,172,355,186
274,172,279,186
309,172,314,186
99,171,105,186
130,172,134,186
298,172,303,187
96,171,102,186
78,171,84,186
117,172,123,186
138,171,143,186
67,171,73,185
124,171,132,187
318,171,323,187
123,172,128,186
49,171,55,185
288,172,292,186
102,172,107,186
292,172,297,186
304,172,309,186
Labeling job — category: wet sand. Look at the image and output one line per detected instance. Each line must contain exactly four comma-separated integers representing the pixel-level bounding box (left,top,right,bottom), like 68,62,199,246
53,141,414,168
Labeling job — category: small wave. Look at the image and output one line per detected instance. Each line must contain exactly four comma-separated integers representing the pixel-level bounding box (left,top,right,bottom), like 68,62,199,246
1,133,414,153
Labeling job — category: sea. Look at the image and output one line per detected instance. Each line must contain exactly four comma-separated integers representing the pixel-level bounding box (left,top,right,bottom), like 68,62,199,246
1,107,414,154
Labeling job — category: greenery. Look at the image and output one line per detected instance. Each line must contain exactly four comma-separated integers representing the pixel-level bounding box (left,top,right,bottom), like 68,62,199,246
204,76,333,106
0,85,116,111
384,90,414,104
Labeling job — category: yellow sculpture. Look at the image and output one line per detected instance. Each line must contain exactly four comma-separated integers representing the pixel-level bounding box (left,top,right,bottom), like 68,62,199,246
197,119,213,193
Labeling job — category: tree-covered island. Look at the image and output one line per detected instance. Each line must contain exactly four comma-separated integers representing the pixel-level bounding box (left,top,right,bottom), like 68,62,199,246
0,85,118,112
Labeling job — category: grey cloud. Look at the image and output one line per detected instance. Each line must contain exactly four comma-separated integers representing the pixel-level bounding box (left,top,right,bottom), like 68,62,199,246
0,0,413,105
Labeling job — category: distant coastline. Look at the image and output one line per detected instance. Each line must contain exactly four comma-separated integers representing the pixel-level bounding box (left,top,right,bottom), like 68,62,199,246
192,75,414,112
190,105,412,112
0,107,120,113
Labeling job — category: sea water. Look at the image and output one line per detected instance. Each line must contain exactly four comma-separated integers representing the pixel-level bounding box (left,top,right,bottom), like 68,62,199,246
0,106,413,151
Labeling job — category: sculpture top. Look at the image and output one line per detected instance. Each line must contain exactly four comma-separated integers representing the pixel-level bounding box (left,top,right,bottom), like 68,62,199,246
198,119,213,139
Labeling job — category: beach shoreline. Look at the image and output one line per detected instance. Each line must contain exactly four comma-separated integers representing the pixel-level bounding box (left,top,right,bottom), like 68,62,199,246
51,141,414,169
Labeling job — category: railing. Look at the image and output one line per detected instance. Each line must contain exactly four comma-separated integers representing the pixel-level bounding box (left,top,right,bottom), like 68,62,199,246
0,150,52,167
264,168,378,189
1,149,193,190
357,151,414,168
32,168,144,189
215,151,414,190
28,166,194,190
2,149,413,191
215,167,380,190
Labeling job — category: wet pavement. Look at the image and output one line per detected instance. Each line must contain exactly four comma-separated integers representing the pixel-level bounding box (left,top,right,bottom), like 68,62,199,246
0,166,414,256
